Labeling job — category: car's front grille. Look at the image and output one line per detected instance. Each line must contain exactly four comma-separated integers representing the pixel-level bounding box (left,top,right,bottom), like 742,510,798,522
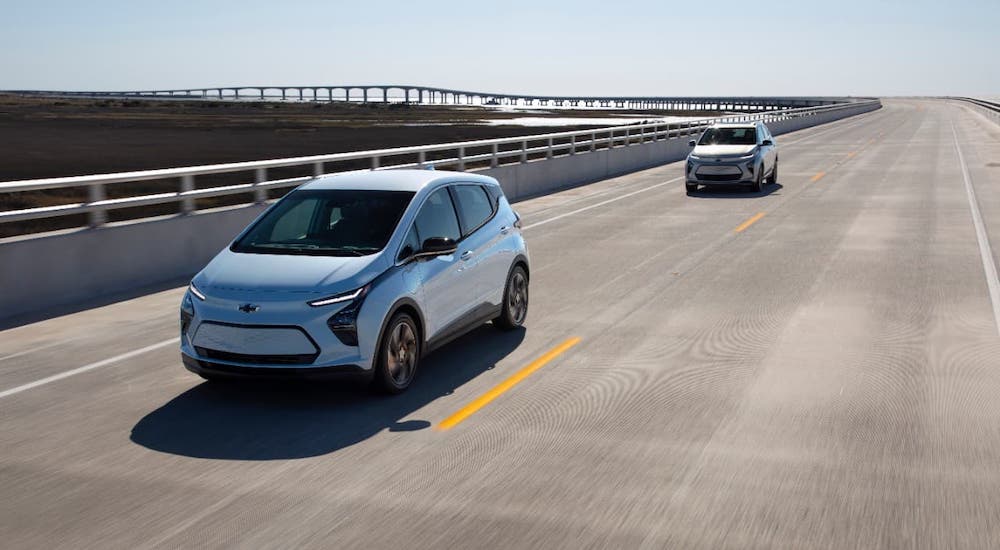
697,173,743,182
195,347,318,365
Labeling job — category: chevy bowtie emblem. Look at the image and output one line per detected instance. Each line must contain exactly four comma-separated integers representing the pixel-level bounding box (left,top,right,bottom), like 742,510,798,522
238,303,261,313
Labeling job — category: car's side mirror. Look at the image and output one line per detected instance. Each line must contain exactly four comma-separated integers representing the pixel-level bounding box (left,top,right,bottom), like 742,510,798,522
761,139,773,146
419,237,457,257
688,140,697,147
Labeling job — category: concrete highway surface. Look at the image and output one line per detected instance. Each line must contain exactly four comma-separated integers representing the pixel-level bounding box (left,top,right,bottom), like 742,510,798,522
4,99,1000,548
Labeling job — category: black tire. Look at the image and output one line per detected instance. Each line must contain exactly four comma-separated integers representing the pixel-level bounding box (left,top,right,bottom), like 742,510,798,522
372,312,421,394
750,166,763,193
685,183,698,194
767,159,778,184
493,264,529,330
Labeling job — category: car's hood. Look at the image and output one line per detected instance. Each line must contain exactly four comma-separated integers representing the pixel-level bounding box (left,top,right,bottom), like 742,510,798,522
692,144,757,157
195,248,385,296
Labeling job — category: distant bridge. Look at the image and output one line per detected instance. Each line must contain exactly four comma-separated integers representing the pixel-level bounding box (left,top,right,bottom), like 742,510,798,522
1,85,865,111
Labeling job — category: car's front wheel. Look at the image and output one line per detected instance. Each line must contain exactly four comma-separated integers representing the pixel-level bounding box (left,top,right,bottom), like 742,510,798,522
767,159,778,184
494,264,528,330
373,312,421,394
750,166,763,193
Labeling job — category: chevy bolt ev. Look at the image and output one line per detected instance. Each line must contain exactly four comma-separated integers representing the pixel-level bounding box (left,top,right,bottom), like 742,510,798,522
180,170,529,393
685,122,778,194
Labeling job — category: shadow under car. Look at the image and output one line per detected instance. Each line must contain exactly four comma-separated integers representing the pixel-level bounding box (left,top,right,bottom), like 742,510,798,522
687,182,782,198
130,325,525,460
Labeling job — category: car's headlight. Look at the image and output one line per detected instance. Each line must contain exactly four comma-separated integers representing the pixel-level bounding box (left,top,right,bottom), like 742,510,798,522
189,282,206,301
308,284,371,307
312,283,373,346
689,154,701,160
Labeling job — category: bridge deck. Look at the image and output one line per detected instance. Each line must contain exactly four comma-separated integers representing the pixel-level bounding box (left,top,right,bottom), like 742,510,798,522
3,99,1000,548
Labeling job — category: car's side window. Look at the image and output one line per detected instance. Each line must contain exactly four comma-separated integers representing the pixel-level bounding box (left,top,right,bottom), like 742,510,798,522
451,185,494,236
414,187,462,243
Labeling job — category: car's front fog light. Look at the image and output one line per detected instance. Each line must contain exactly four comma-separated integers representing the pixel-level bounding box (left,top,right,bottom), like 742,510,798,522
180,293,194,336
327,299,364,346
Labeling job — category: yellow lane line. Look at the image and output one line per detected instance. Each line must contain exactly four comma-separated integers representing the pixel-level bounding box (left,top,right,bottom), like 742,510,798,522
734,212,766,233
437,337,582,430
846,151,857,159
810,171,826,182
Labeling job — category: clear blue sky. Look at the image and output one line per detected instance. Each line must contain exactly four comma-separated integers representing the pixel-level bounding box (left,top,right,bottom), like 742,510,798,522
2,0,996,96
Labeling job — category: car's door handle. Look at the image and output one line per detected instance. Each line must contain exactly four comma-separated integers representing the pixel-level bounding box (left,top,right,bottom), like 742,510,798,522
460,250,473,261
500,225,510,235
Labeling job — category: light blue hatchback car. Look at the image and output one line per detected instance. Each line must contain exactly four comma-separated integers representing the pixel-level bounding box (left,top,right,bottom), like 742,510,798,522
180,169,529,393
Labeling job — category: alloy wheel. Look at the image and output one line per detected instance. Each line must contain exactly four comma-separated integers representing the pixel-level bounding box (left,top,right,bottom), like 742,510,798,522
509,271,528,325
386,320,417,385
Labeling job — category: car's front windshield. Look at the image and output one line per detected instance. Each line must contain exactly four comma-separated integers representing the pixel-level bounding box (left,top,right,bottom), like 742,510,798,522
232,189,414,256
698,127,757,146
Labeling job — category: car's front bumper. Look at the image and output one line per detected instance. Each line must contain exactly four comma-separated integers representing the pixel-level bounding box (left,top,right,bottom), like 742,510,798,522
686,157,756,184
179,284,387,376
182,352,371,381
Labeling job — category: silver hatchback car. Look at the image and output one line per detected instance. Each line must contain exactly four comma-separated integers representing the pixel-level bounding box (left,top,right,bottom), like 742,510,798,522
685,121,778,194
180,169,529,393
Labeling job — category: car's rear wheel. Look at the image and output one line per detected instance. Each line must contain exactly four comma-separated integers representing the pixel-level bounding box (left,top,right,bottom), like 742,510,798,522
767,159,778,184
685,183,698,194
373,312,420,394
750,166,763,193
494,265,528,330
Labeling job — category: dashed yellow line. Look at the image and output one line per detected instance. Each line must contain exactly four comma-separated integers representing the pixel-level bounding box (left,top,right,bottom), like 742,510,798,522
437,337,582,430
734,212,766,233
846,151,857,159
810,172,826,182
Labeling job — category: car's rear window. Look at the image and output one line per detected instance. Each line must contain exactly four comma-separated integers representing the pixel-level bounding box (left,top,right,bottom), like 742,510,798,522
699,127,757,145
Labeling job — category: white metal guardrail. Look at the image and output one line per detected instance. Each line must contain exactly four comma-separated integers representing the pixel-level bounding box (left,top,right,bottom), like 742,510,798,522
0,100,880,234
950,97,1000,125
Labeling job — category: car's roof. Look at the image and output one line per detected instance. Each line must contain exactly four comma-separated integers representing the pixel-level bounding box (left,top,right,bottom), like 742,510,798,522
300,169,498,193
709,122,759,129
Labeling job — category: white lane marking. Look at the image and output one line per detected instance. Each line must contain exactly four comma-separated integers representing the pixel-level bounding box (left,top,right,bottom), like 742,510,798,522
523,176,684,230
951,120,1000,336
0,338,179,399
